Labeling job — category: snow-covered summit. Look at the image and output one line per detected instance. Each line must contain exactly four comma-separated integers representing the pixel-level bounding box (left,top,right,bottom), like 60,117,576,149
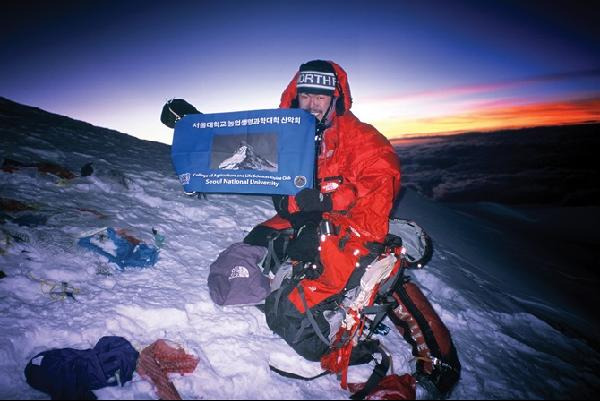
218,140,278,172
1,97,599,399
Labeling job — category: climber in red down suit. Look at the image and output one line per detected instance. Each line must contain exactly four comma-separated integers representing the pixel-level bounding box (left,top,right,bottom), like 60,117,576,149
254,59,402,309
244,60,461,398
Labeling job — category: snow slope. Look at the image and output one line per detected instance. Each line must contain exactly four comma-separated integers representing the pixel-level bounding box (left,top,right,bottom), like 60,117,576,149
1,97,599,399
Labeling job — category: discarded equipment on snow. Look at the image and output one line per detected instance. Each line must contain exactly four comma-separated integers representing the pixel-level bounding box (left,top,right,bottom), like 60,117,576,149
24,336,139,400
137,339,199,400
78,227,159,270
208,242,271,306
2,158,75,180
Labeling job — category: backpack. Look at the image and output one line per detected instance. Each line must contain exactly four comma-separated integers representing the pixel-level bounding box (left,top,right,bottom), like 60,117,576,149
264,221,460,399
265,233,404,382
24,336,139,400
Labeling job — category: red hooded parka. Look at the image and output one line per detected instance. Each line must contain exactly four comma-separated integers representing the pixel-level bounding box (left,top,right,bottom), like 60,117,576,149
264,61,401,311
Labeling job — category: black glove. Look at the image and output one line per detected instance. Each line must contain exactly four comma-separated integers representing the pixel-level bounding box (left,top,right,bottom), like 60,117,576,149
288,211,322,231
272,194,323,230
160,98,201,128
287,221,320,262
295,188,332,212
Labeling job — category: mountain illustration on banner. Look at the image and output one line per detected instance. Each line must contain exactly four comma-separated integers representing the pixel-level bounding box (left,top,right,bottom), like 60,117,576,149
218,141,278,172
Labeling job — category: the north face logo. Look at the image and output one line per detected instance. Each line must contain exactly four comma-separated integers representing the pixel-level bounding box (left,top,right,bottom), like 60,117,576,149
229,265,250,280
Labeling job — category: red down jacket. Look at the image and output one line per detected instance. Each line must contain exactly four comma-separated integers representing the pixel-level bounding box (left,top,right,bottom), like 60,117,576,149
263,61,401,311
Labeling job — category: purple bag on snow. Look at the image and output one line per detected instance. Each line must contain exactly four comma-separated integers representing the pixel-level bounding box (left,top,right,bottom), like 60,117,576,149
208,243,270,305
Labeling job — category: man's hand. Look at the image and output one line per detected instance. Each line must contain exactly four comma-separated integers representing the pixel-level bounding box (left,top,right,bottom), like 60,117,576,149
295,188,332,212
160,98,201,128
287,222,320,262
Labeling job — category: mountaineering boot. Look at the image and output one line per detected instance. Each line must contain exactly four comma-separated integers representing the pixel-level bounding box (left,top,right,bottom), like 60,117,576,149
414,372,442,400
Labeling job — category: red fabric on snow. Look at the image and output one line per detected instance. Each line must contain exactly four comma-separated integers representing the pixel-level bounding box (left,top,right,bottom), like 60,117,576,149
136,339,199,400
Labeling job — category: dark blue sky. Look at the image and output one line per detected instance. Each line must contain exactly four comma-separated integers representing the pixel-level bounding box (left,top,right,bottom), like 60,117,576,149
2,0,599,142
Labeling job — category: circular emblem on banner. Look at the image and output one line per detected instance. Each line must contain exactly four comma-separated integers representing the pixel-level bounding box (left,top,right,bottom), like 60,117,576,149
294,176,307,188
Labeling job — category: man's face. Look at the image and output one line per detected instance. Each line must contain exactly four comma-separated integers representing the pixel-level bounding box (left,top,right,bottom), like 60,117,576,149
297,92,332,121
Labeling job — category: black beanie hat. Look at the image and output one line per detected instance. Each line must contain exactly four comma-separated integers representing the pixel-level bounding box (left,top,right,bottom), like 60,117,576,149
296,60,337,96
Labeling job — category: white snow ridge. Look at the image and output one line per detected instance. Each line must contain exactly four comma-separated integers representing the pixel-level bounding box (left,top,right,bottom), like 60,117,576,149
1,97,599,399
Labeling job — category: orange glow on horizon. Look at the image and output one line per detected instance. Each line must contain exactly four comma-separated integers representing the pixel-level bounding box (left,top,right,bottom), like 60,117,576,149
376,97,600,139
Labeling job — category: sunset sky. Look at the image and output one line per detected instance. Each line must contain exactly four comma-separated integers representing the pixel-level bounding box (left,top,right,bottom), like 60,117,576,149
2,0,599,143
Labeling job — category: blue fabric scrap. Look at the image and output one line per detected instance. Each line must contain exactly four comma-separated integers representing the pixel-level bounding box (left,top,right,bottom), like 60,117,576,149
78,227,159,270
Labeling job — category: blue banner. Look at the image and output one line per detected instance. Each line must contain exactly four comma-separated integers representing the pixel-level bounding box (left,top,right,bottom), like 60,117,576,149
171,109,316,195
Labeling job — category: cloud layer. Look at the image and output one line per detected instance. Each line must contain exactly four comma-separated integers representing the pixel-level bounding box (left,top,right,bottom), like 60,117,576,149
393,123,600,206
